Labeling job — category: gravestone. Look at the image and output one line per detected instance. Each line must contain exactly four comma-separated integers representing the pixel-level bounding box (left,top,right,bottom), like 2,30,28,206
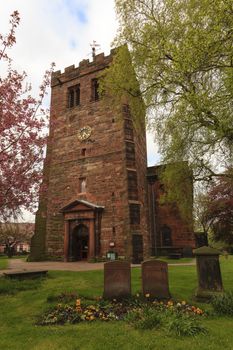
103,261,131,299
183,246,193,258
142,260,170,299
194,246,223,299
4,270,48,280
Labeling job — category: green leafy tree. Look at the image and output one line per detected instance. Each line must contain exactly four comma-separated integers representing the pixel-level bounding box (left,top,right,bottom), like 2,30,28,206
194,191,214,234
206,173,233,244
194,170,233,245
103,0,233,184
0,222,34,258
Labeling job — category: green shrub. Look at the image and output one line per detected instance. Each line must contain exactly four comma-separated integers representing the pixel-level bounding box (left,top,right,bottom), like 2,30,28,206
211,292,233,316
47,291,78,303
135,313,161,330
168,313,207,336
125,307,162,330
124,309,142,323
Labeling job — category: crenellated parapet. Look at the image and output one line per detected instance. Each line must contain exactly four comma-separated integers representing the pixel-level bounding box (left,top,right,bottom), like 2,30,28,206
51,49,117,87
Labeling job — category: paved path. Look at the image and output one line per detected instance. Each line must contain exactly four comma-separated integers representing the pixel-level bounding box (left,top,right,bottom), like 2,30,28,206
0,258,195,276
0,259,105,275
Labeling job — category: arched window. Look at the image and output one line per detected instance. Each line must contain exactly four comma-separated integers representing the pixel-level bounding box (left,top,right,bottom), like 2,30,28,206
68,84,80,108
161,225,172,246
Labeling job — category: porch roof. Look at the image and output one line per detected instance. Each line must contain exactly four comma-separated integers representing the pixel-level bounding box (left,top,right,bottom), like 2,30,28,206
60,199,105,213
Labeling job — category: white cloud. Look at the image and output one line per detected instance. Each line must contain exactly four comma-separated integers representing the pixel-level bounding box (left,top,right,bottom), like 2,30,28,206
1,0,158,221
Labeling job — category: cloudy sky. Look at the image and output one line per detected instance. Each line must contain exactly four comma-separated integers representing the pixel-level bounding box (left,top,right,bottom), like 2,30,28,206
1,0,160,221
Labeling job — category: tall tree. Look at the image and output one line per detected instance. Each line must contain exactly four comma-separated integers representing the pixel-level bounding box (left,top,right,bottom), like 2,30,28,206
194,191,215,234
0,11,54,221
0,222,34,258
103,0,233,183
205,172,233,244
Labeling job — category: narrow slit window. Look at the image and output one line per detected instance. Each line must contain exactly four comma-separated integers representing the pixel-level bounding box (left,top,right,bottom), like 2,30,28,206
76,85,80,106
92,78,99,101
79,178,86,193
129,204,140,224
68,89,74,108
127,170,138,200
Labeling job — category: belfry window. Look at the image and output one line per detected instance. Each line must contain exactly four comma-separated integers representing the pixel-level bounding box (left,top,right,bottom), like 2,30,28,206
91,78,99,101
68,84,80,108
76,85,80,105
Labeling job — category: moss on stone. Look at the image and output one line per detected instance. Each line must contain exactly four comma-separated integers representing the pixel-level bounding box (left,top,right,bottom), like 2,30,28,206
193,246,221,256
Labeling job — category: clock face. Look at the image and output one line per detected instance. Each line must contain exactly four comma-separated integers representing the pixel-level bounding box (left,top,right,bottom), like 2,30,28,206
78,126,92,141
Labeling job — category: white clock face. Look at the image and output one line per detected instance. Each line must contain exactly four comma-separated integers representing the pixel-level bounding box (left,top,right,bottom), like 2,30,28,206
78,126,92,141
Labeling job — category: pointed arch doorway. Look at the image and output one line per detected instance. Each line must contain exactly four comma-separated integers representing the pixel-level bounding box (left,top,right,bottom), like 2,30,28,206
70,224,89,260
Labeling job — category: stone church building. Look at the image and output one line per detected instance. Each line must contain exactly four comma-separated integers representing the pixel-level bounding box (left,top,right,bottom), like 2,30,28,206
30,49,195,262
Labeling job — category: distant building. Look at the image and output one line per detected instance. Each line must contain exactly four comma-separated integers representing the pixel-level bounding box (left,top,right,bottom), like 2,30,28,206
147,165,194,256
30,49,195,262
0,223,34,254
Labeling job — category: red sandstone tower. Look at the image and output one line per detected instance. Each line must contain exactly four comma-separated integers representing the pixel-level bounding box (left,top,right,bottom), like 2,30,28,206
30,50,149,262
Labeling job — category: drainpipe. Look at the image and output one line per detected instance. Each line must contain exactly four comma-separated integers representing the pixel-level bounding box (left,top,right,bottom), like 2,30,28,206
151,184,158,257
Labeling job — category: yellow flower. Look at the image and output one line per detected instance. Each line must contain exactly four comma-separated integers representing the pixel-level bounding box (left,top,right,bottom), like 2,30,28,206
195,308,203,315
145,293,150,298
76,299,81,307
136,293,140,297
181,300,186,305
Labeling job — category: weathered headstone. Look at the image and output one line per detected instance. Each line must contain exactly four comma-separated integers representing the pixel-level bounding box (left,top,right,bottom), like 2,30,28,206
103,261,131,299
142,260,170,299
183,246,193,258
194,246,223,299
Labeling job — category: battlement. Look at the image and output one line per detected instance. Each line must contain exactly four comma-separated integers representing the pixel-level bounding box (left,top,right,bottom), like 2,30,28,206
51,48,117,86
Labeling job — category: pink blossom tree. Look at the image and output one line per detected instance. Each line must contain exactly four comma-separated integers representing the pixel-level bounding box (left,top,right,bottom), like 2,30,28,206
0,11,54,222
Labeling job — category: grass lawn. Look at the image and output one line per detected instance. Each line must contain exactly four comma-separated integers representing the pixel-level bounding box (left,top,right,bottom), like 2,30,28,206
0,256,8,270
0,257,233,350
155,257,194,264
0,255,28,270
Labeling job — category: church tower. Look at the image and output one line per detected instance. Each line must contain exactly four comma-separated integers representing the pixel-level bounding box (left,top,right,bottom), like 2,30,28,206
30,49,149,262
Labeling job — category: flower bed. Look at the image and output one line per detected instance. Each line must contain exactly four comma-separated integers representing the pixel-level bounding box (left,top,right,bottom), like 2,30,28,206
37,293,207,336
